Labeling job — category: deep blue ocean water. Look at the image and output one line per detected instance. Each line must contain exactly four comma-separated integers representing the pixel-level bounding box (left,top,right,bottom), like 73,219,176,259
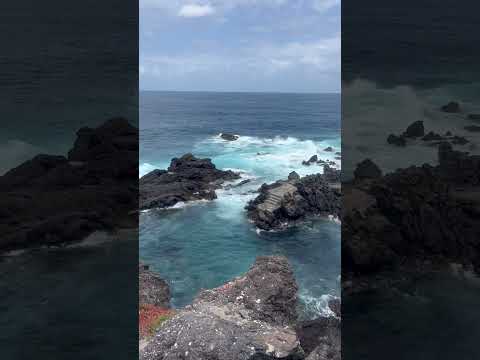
140,91,341,318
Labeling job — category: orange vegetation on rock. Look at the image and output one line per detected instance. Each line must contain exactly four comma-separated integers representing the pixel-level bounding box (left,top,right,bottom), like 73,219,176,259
139,304,173,339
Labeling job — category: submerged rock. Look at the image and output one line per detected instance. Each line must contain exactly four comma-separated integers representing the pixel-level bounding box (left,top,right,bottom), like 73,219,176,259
323,147,334,152
422,131,444,141
139,154,240,210
141,256,306,360
220,133,239,141
246,171,340,231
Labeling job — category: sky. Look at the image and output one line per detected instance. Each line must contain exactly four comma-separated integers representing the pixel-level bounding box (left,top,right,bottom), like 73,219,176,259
140,0,340,93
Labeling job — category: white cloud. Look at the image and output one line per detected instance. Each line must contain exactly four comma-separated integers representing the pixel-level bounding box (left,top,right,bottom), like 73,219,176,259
178,4,215,17
140,34,340,78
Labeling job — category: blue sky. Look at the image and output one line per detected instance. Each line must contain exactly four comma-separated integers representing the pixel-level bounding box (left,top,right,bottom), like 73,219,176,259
140,0,340,93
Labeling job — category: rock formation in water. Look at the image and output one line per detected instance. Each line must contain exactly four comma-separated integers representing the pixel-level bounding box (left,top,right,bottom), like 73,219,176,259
139,264,171,309
246,167,341,230
0,118,138,252
441,101,461,113
343,144,480,292
220,133,239,141
141,256,340,360
139,154,240,210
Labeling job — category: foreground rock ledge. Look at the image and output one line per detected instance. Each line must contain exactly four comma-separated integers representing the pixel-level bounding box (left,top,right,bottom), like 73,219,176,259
141,256,339,360
246,168,341,231
140,153,240,210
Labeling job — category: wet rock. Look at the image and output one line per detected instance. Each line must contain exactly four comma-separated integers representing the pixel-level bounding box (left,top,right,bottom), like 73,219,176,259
141,256,305,360
139,154,240,210
445,131,452,136
246,173,340,231
323,147,333,152
387,134,406,147
139,264,170,308
220,133,239,141
353,159,382,180
403,120,424,138
303,155,319,166
441,101,461,113
289,171,301,182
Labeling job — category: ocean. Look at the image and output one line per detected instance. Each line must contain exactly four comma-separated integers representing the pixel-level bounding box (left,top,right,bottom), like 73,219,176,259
140,91,341,319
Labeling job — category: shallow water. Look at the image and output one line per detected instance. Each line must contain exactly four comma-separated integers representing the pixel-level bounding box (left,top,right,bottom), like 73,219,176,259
140,91,341,318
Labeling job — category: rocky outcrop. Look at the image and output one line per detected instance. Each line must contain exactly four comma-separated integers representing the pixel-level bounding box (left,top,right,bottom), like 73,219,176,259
0,118,138,252
323,147,333,152
353,159,382,180
139,154,240,210
403,120,424,138
387,134,406,147
139,264,170,308
141,256,307,360
441,101,461,113
343,146,480,291
246,169,341,231
220,133,239,141
141,257,341,360
422,131,444,141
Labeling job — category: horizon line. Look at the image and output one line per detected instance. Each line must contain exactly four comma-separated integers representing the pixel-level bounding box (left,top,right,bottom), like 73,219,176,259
139,89,340,95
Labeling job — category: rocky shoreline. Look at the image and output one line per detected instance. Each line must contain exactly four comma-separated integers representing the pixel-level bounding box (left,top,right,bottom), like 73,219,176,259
139,154,240,210
140,256,340,360
343,141,480,293
0,118,138,252
246,167,341,231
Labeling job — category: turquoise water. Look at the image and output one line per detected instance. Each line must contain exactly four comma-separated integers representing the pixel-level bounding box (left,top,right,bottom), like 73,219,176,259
140,91,341,318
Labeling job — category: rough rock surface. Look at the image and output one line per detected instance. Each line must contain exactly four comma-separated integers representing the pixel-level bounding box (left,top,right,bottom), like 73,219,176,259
139,154,240,210
403,120,424,138
297,317,340,360
464,125,480,132
343,145,480,291
387,134,406,147
246,168,341,230
220,133,239,141
353,159,382,180
141,256,305,360
139,264,171,308
0,118,138,251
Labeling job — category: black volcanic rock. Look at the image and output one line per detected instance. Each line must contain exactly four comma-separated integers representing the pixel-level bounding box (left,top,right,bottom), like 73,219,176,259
451,136,469,145
139,154,240,210
0,118,138,252
141,256,308,360
403,120,424,138
422,131,444,141
353,159,382,180
441,101,461,113
246,172,340,231
297,316,340,360
343,144,480,291
464,125,480,132
139,264,170,308
220,133,239,141
323,147,334,152
387,134,406,146
303,155,319,166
